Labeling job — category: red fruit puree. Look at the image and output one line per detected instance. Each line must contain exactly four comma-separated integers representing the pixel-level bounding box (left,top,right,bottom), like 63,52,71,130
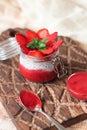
67,72,87,100
19,63,56,83
20,90,42,110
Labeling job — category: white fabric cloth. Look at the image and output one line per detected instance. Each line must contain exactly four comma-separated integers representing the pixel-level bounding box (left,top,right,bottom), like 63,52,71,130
0,0,87,52
0,1,87,130
0,102,16,130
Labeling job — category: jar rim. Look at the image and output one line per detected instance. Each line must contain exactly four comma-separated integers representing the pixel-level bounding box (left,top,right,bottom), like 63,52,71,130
20,50,58,61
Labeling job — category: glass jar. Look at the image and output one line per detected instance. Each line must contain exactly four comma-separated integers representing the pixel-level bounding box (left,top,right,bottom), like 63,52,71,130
19,51,67,83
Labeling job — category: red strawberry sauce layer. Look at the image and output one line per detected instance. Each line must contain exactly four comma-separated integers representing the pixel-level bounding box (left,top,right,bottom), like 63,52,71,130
19,64,56,83
19,51,57,83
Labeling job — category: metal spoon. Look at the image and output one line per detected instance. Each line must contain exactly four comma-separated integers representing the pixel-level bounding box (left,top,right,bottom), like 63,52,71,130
16,90,67,130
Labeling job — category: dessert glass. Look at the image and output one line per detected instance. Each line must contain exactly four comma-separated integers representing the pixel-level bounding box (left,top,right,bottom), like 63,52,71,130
19,50,66,83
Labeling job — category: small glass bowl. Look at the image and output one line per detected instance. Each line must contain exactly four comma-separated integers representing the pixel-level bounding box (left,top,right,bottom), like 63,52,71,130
67,72,87,100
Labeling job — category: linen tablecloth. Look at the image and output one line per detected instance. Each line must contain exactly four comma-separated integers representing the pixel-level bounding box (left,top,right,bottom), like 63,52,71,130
0,1,87,130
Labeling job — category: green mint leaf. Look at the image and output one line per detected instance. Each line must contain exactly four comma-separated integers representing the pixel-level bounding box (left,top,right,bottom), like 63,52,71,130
26,38,39,48
39,39,48,43
26,38,48,50
38,43,46,50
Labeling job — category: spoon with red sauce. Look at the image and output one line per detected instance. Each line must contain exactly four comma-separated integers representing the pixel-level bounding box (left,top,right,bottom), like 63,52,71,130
18,90,66,130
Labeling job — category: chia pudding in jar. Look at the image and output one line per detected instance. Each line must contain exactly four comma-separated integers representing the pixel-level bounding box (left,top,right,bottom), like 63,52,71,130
19,51,58,82
15,28,65,83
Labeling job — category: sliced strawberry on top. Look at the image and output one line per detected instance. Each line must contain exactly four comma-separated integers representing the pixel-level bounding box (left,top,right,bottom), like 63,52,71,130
26,30,39,42
44,32,58,48
46,32,57,43
37,28,49,39
28,50,43,58
41,40,63,55
41,47,53,55
15,33,28,46
52,40,64,51
21,45,29,54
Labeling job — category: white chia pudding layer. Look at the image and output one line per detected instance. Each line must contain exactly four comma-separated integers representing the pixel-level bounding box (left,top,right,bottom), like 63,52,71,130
20,55,54,71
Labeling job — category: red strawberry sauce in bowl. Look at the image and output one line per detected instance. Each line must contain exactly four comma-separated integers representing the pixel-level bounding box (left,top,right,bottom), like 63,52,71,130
67,72,87,100
19,51,57,83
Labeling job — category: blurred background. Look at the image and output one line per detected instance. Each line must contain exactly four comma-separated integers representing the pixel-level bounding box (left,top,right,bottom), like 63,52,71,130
0,0,87,52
